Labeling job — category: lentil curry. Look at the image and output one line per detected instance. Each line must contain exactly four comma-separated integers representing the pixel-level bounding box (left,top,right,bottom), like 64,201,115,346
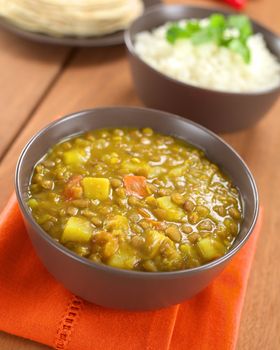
27,127,242,272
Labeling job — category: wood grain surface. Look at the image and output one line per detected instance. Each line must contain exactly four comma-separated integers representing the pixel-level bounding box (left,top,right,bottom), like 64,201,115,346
0,31,71,158
0,0,279,349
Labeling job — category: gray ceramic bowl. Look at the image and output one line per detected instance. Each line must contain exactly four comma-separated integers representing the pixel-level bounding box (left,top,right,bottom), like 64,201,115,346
125,4,280,133
15,107,259,310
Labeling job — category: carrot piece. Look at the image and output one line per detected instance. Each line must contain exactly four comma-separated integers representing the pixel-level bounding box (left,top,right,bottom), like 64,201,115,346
146,219,165,230
64,175,83,200
123,175,148,197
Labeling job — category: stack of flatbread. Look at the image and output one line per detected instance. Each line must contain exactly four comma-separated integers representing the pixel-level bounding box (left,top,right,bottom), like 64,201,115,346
0,0,144,37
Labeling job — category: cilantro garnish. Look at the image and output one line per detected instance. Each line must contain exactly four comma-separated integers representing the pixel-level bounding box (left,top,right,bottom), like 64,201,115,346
166,14,253,63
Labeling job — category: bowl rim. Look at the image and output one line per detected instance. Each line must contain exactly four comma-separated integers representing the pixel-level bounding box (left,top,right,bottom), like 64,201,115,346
124,3,280,96
15,106,259,279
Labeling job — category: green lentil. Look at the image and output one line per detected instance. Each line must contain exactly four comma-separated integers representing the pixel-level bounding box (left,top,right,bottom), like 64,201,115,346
165,225,182,242
171,192,185,205
183,200,195,212
110,178,122,188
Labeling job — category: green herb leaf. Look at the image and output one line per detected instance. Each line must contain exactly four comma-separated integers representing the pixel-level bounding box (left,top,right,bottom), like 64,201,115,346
166,21,200,44
165,14,253,64
166,24,190,44
227,15,253,41
228,39,251,63
191,28,213,45
191,26,224,45
185,20,200,35
209,14,226,29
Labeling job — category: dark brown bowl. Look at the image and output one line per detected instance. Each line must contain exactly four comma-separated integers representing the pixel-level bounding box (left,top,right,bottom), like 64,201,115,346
125,4,280,133
0,0,161,47
15,107,259,310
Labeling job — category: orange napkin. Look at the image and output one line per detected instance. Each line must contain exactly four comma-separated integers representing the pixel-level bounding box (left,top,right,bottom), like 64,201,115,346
0,194,262,350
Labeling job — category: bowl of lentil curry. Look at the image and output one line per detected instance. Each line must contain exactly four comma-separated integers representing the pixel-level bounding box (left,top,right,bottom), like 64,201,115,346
15,107,258,310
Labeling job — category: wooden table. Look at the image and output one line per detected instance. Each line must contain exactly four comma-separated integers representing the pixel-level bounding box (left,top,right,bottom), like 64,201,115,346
0,0,279,349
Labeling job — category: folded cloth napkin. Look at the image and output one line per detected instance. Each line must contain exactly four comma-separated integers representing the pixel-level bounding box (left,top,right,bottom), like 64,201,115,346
0,194,262,350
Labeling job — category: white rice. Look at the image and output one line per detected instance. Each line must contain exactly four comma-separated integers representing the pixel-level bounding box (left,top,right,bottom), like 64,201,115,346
134,22,280,93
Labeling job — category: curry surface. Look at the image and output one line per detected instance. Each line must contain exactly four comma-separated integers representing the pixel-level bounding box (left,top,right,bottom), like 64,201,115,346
27,127,242,272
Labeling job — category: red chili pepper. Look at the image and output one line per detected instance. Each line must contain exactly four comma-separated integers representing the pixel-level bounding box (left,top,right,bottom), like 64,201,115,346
224,0,246,10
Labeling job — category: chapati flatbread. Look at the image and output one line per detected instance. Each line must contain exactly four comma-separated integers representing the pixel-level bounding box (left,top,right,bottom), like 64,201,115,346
0,0,144,37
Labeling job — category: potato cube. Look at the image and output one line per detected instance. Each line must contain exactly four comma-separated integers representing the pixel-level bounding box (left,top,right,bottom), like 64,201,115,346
197,238,226,261
168,166,187,177
107,243,138,270
120,160,150,177
63,149,88,165
62,217,92,243
148,166,165,178
144,229,166,258
157,196,184,221
104,215,128,231
103,238,119,259
180,244,193,257
82,177,110,200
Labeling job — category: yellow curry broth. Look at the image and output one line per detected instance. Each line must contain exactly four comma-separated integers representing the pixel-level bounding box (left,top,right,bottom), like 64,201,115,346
28,127,242,272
